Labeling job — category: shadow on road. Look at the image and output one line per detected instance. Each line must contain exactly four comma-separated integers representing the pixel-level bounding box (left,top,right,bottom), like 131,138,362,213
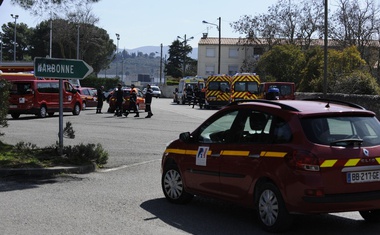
141,196,380,235
0,175,82,192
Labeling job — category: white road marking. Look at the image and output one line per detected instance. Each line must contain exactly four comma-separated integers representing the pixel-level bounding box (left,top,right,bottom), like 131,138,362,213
99,159,161,172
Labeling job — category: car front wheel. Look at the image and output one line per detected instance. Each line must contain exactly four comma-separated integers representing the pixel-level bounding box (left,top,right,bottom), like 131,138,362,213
256,182,293,233
360,210,380,222
73,103,81,115
162,164,193,204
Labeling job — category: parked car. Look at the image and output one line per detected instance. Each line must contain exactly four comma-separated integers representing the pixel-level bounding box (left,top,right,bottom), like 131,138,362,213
77,87,97,110
143,85,161,98
107,87,145,113
151,85,161,98
161,99,380,232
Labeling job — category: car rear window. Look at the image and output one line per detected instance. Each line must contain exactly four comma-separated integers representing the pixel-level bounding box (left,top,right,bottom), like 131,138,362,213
301,116,380,146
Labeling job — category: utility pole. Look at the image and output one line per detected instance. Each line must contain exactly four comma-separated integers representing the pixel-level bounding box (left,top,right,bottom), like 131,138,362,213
10,14,18,61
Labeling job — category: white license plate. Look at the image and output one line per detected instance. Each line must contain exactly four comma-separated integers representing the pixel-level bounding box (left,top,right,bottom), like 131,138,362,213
9,105,17,109
347,171,380,183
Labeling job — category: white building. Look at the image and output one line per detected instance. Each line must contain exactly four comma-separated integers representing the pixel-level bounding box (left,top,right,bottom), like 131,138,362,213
197,36,265,77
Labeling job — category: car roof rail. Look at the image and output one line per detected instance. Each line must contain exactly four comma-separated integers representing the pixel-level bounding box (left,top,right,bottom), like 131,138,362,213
228,99,299,111
302,98,366,110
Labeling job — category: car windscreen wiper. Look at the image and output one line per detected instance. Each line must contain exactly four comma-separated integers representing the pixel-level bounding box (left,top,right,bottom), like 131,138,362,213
330,138,363,147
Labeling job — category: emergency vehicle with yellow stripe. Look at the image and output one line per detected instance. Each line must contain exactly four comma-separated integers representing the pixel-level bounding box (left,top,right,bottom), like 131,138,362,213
161,98,380,233
204,74,231,109
230,73,260,102
175,76,205,105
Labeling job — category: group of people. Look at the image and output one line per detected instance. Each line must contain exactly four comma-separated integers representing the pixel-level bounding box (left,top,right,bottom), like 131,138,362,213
185,85,202,108
96,83,154,118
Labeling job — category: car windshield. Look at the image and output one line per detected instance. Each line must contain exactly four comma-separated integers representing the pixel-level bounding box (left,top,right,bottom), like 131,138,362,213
301,116,380,147
234,82,259,93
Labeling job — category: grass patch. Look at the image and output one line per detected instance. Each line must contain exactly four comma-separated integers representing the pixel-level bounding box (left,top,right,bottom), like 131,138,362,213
0,141,108,168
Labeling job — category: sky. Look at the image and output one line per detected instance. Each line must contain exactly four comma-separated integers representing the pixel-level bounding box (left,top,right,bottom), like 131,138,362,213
0,0,284,49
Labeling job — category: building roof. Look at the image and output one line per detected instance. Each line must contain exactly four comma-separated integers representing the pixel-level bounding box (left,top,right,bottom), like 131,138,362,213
198,37,380,47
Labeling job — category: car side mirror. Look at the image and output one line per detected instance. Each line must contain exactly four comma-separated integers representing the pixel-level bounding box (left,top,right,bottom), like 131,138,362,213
179,132,191,142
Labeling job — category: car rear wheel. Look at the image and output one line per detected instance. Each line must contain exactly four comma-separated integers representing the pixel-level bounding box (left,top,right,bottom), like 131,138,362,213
11,113,20,119
38,105,47,118
256,182,293,233
359,210,380,222
162,164,193,204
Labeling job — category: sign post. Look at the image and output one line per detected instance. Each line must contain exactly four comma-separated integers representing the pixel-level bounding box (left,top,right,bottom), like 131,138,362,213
34,57,93,155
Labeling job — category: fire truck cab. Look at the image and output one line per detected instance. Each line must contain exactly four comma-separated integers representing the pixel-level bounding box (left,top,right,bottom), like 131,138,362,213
204,74,231,109
230,73,261,102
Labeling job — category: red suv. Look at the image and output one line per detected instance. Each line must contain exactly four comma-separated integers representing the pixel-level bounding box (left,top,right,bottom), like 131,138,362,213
161,99,380,232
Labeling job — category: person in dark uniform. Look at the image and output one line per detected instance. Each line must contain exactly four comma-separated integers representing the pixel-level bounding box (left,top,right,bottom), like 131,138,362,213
186,85,193,105
144,84,153,118
124,84,139,117
115,84,124,117
192,86,199,108
96,85,105,113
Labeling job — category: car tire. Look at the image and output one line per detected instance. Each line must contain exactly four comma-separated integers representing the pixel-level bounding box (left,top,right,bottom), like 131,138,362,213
359,210,380,222
162,164,193,204
82,101,87,110
11,113,20,119
72,103,81,115
256,182,293,233
38,105,47,118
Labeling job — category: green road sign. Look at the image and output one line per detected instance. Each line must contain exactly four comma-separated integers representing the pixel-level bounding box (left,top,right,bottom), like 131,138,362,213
34,57,93,79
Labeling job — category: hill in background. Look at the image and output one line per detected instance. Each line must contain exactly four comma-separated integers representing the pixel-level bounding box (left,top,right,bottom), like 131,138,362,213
99,46,197,82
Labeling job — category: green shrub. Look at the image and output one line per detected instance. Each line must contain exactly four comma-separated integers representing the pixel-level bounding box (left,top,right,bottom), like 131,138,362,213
0,79,11,136
0,141,108,168
60,143,109,167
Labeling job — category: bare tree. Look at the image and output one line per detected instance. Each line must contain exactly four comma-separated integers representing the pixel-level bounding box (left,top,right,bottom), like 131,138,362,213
331,0,380,77
231,0,324,49
10,0,101,18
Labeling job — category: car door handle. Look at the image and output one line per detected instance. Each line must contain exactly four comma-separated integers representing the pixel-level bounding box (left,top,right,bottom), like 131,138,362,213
211,153,220,157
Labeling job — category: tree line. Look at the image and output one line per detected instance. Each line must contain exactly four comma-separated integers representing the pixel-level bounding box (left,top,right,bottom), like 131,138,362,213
3,0,380,94
231,0,380,94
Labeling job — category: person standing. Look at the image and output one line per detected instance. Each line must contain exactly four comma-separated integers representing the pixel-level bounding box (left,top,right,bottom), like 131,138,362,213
96,85,105,113
144,84,153,118
186,85,193,105
192,86,199,109
115,84,124,117
124,84,139,117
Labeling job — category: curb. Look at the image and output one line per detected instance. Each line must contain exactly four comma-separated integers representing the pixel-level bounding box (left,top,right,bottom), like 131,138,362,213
0,163,96,177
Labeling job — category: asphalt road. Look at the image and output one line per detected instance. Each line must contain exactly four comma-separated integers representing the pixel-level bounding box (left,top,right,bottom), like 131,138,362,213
1,99,380,234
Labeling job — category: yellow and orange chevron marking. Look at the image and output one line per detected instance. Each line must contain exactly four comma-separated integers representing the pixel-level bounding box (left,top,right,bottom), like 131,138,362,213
232,74,260,83
231,92,259,100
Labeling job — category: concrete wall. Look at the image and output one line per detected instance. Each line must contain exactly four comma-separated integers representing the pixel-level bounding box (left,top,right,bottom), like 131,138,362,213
158,85,176,100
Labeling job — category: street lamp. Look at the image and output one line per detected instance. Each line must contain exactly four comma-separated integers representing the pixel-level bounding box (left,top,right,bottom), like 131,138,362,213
11,14,19,62
202,17,221,74
160,43,163,85
177,34,194,77
115,33,120,78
